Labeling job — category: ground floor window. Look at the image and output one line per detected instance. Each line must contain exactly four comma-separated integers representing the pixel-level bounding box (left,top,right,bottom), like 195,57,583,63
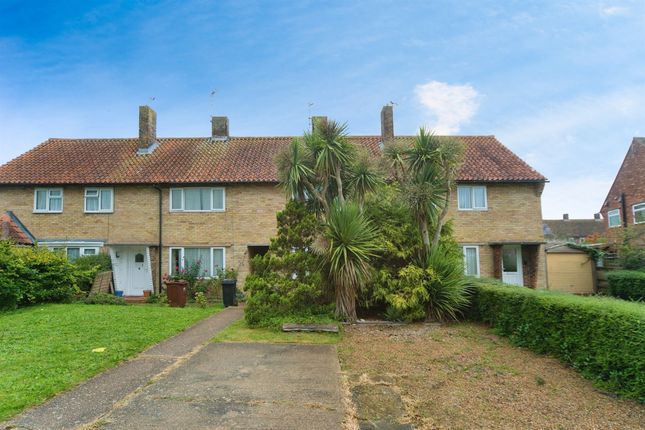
462,246,480,277
51,246,99,261
633,202,645,224
170,247,225,277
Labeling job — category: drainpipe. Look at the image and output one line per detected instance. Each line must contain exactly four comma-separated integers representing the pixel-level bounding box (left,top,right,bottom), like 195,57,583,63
620,193,627,227
153,185,163,294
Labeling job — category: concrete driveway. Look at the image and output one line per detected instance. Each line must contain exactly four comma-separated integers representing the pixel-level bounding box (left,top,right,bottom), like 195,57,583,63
3,307,343,430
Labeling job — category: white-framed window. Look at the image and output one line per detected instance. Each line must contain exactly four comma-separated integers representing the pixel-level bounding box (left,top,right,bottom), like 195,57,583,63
170,188,225,212
633,202,645,225
607,209,621,228
457,185,487,210
34,188,63,213
84,188,113,213
50,246,99,261
169,247,225,277
462,246,480,277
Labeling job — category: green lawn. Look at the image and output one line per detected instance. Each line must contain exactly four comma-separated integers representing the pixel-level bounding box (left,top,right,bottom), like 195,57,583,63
0,303,221,421
212,319,340,344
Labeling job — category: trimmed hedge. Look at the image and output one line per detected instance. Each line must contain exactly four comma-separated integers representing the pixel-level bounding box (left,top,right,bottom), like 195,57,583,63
469,279,645,402
607,270,645,301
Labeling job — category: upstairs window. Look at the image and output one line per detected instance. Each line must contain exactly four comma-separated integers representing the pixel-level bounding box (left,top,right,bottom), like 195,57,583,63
34,188,63,213
633,203,645,225
457,185,487,210
607,209,621,228
85,188,113,213
170,188,225,212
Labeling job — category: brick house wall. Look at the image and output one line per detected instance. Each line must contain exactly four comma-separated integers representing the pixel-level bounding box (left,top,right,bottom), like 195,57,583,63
0,181,545,289
450,182,546,288
600,138,645,246
0,183,286,289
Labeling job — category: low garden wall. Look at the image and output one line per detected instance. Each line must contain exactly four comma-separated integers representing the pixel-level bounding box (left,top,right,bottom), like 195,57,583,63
468,279,645,402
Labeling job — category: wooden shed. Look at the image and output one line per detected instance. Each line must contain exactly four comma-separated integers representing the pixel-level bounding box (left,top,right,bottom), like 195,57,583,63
546,244,596,294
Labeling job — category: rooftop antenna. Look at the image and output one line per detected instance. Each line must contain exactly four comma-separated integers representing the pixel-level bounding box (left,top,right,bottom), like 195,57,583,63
149,96,156,102
209,89,217,114
388,101,398,107
307,102,314,129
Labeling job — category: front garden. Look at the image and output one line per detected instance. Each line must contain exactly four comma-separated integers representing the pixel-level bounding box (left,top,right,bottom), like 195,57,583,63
0,303,221,421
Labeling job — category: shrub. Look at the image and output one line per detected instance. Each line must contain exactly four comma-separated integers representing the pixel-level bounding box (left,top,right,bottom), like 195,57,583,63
188,278,221,303
194,292,208,308
146,293,168,304
469,279,645,401
73,253,112,293
0,242,24,310
607,270,645,301
244,201,333,328
84,293,126,305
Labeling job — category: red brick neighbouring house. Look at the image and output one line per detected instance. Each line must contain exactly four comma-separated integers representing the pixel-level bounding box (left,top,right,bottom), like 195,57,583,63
600,137,645,245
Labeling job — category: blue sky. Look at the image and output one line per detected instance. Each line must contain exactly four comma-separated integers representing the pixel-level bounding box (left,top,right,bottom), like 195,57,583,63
1,0,644,218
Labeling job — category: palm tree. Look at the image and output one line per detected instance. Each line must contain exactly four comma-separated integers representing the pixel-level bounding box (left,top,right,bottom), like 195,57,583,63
388,127,464,257
318,200,379,322
346,151,384,207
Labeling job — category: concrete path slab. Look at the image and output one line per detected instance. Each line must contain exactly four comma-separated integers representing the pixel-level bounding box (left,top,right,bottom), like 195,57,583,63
2,306,243,430
101,343,343,430
2,306,345,430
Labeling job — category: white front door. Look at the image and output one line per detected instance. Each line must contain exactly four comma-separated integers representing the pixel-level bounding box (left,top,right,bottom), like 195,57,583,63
110,246,153,296
502,245,524,286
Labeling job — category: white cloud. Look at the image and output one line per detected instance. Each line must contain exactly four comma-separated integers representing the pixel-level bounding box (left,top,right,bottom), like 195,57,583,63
414,81,479,134
600,6,629,16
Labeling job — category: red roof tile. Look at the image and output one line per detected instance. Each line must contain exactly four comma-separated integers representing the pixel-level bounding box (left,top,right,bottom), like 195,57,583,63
0,135,545,185
1,212,34,245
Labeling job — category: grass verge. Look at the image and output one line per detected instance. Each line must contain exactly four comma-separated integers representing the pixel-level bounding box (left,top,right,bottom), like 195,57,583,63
0,303,221,421
212,319,340,344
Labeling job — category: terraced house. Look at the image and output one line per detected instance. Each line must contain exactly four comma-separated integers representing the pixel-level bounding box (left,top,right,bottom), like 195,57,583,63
0,106,547,296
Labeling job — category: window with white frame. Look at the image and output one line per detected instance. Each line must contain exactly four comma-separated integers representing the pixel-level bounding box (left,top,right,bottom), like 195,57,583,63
462,246,480,277
607,209,621,228
457,185,487,210
34,188,63,213
170,247,225,277
50,247,99,261
84,188,113,213
633,203,645,225
170,188,225,212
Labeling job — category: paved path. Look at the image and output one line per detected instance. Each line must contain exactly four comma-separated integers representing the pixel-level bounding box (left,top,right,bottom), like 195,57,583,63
3,306,344,430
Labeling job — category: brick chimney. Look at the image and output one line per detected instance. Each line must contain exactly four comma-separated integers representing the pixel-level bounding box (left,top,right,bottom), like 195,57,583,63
138,106,158,154
381,105,394,140
594,213,601,221
211,116,229,141
563,213,569,220
311,116,327,132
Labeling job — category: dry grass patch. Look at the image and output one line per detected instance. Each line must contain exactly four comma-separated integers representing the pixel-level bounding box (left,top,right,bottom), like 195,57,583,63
338,322,644,430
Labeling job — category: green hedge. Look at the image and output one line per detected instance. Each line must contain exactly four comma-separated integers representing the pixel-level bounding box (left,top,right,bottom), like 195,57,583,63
469,280,645,402
0,241,82,310
607,270,645,301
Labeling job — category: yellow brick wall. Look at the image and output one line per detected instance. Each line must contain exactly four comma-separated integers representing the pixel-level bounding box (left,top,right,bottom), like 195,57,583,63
0,181,545,288
452,183,546,288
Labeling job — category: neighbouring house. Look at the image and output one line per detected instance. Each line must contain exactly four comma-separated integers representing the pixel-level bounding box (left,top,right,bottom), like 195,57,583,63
543,213,605,243
0,105,547,296
0,211,35,245
600,137,645,246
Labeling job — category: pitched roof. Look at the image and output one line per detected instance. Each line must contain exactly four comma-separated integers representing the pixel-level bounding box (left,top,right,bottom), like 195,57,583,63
543,219,605,240
0,211,35,245
601,137,645,211
0,135,545,185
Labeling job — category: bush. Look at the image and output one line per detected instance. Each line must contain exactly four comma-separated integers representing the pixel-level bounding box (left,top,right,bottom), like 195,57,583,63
469,279,645,401
73,253,112,293
244,201,333,328
84,292,126,305
607,270,645,301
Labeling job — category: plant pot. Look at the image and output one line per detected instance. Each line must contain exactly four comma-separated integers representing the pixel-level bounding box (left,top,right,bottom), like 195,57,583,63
114,290,124,297
143,290,152,298
164,280,188,308
221,279,237,307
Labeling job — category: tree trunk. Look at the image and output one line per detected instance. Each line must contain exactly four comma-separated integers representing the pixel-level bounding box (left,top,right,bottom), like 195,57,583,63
420,217,431,258
335,283,357,322
431,189,451,249
335,169,345,204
